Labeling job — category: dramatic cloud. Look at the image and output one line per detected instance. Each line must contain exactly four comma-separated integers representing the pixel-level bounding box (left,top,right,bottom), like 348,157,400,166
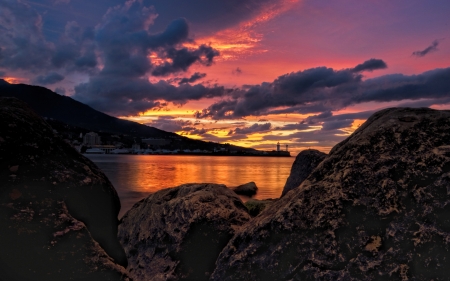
195,61,450,120
262,129,347,146
182,127,208,135
351,58,387,73
412,39,441,57
178,72,207,85
275,122,312,131
145,116,211,136
74,77,227,115
144,0,297,36
354,67,450,103
1,0,224,116
320,119,354,131
195,65,364,119
0,0,54,71
151,45,219,76
69,0,222,115
32,72,65,85
228,122,272,135
145,116,193,132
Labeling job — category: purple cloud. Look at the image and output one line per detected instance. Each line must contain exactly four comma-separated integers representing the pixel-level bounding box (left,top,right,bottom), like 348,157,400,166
412,39,441,57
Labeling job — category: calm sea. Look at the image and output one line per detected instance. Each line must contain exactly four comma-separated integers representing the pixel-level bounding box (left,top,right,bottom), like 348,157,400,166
85,154,295,218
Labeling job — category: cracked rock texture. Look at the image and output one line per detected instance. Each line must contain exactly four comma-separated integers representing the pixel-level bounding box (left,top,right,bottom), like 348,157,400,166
281,149,327,197
0,97,129,280
211,107,450,281
118,183,251,281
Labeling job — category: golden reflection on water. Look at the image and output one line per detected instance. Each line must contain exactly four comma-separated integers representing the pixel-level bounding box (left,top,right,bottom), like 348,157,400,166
86,155,295,217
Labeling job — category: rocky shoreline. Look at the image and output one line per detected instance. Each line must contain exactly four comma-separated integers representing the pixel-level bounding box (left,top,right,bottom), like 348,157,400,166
2,97,450,280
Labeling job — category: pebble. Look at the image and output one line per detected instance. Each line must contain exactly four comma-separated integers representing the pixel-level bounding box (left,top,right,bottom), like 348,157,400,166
9,165,19,173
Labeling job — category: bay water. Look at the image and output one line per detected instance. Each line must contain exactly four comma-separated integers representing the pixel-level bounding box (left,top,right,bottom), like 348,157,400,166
85,154,295,218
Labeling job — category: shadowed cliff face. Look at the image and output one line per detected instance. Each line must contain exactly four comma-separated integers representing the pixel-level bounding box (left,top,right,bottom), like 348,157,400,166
118,183,251,281
211,107,450,281
0,97,129,280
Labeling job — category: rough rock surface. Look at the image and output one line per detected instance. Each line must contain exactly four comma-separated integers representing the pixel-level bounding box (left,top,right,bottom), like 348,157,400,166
211,108,450,281
0,97,128,280
244,199,276,217
118,183,251,281
233,181,258,196
281,149,326,197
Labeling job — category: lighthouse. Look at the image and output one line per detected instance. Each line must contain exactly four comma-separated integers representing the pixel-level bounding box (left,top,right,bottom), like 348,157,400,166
277,142,281,151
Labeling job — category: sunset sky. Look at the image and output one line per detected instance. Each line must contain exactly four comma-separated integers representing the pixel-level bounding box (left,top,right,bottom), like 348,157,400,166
1,0,450,154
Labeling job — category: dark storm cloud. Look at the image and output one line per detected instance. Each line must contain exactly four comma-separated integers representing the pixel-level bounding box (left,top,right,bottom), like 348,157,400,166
412,39,441,57
195,60,450,120
351,58,387,73
228,123,272,135
262,129,348,146
275,122,312,131
195,66,363,119
178,72,207,85
74,76,226,115
304,110,375,125
33,72,65,85
1,0,222,115
151,45,219,76
0,2,99,73
320,119,354,131
395,97,450,108
145,116,212,136
70,0,222,115
0,70,6,77
354,67,450,103
183,127,208,135
276,110,368,132
145,116,193,132
0,0,54,71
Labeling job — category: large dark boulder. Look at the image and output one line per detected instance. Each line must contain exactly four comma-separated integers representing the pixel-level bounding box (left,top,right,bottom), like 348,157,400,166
281,149,326,197
211,108,450,280
0,97,129,280
118,183,251,281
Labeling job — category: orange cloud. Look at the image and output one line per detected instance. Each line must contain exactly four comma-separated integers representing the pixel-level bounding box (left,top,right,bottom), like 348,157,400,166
2,77,27,84
187,0,300,61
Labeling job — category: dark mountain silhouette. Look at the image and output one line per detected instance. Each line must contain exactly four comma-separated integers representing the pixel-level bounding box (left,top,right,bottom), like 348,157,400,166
0,79,253,151
0,80,173,138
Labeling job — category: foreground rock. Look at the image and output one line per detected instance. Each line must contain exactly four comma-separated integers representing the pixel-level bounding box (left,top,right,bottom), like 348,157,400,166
211,108,450,280
118,183,251,281
0,98,128,280
281,149,326,197
233,181,258,196
244,199,276,217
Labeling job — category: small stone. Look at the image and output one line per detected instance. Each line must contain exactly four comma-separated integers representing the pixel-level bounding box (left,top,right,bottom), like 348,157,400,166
9,165,19,173
9,189,22,200
233,182,258,196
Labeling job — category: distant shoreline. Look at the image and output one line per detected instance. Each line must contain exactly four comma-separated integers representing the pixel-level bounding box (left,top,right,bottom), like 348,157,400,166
83,152,291,157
